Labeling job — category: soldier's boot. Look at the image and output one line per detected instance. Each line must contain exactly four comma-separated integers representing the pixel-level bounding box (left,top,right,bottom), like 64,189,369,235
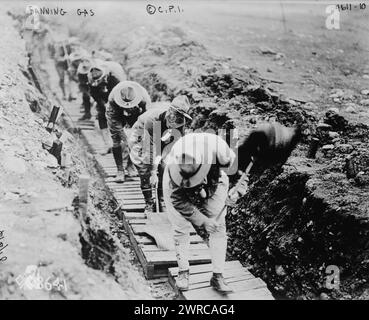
78,113,92,121
210,273,233,294
142,190,155,216
100,128,112,155
112,146,124,183
176,270,190,291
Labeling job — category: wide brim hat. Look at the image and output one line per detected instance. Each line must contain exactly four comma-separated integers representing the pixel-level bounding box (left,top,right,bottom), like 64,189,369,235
69,51,84,63
170,96,192,120
168,160,211,189
167,133,215,188
167,132,235,188
110,81,144,109
88,60,107,83
71,48,90,60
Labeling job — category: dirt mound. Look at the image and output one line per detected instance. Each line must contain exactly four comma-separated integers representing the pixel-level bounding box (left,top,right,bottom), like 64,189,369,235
120,25,369,299
123,27,316,137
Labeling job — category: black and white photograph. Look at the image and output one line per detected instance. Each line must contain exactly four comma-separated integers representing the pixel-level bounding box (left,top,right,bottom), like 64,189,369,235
0,0,368,304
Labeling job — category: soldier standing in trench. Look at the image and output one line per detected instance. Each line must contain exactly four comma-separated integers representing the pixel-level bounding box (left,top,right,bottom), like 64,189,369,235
106,81,152,183
50,37,81,101
87,59,127,154
128,96,192,215
163,123,301,293
228,122,302,201
68,52,93,120
163,132,236,293
21,15,51,69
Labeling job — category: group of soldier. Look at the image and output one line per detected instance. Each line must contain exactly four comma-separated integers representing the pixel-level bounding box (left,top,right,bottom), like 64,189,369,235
25,28,302,294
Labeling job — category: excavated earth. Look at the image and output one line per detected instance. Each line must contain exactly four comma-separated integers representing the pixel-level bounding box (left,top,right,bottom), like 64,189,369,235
5,3,369,300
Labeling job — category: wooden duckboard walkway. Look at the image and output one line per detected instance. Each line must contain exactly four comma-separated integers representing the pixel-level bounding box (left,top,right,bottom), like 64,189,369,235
168,261,274,300
61,101,274,298
62,102,211,279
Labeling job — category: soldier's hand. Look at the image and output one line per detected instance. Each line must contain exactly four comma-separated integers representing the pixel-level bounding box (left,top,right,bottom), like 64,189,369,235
150,171,159,187
204,220,220,234
226,176,249,207
94,118,99,129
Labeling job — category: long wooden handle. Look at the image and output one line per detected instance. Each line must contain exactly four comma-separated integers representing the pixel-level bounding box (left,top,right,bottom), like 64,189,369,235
215,161,254,222
155,186,160,213
228,161,253,197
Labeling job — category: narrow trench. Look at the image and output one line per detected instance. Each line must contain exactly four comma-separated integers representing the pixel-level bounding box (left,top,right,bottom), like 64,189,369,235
18,38,315,301
23,56,171,298
15,14,369,300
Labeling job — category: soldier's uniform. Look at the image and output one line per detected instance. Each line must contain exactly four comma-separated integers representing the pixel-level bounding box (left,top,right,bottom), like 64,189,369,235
106,81,151,181
163,133,235,293
69,53,92,120
128,96,192,214
87,60,127,154
50,38,80,100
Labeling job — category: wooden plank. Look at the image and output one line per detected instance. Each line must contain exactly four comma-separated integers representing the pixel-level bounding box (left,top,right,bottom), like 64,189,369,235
113,188,142,194
183,284,273,300
125,212,146,219
112,183,141,188
106,182,141,187
108,181,141,186
112,190,142,198
187,274,256,291
169,261,242,277
120,203,145,212
98,165,120,170
116,195,144,201
103,168,126,173
145,249,211,264
111,190,142,195
129,219,149,225
113,190,142,195
119,194,144,200
107,183,141,189
77,126,94,131
119,199,145,205
136,234,204,245
107,183,141,190
131,224,196,236
129,218,197,234
143,243,208,252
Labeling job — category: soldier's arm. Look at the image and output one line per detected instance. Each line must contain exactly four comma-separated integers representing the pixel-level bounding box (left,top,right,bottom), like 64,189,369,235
170,182,210,227
236,130,269,172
